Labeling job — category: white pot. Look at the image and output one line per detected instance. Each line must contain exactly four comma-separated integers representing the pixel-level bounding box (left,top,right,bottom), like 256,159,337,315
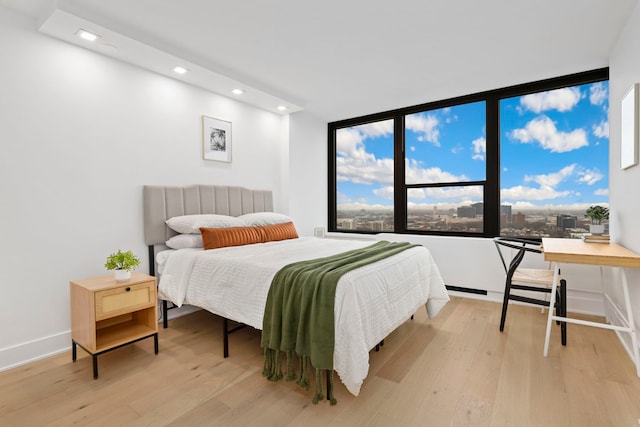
589,224,605,235
114,270,131,281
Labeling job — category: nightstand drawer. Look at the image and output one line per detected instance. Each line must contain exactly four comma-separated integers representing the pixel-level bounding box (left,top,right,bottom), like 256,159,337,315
95,281,154,320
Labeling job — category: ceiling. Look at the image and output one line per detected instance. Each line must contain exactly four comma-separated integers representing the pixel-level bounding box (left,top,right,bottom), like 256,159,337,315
2,0,638,122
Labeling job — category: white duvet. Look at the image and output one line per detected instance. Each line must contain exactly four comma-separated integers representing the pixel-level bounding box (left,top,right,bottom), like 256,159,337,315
158,237,449,396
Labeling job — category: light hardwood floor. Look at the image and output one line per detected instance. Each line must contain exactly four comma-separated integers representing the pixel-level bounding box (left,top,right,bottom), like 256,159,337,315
2,297,640,426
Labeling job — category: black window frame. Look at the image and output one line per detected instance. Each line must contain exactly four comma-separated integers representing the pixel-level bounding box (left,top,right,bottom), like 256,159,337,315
328,67,609,237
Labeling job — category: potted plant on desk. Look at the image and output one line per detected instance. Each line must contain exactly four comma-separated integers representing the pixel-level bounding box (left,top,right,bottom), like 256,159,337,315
105,249,141,281
585,205,609,235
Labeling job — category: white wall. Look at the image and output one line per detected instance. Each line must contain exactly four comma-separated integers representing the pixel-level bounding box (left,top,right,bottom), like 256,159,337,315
608,0,640,357
288,111,328,236
0,7,289,370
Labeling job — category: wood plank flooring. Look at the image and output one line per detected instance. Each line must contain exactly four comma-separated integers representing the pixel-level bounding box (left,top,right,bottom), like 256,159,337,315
2,297,640,426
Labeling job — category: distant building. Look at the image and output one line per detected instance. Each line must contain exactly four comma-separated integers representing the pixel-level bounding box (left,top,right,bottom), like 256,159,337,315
512,212,526,225
338,218,355,230
370,220,385,232
557,214,577,229
471,202,484,216
457,206,476,218
500,205,512,224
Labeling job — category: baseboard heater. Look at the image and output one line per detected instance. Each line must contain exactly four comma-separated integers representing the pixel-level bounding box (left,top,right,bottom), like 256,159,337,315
445,285,487,295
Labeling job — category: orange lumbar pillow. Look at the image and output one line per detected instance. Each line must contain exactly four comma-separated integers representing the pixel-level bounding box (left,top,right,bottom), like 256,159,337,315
200,222,298,250
260,221,298,242
200,225,266,250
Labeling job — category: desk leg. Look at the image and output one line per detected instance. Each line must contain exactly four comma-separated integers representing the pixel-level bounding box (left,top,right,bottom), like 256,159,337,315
621,269,640,377
543,264,560,357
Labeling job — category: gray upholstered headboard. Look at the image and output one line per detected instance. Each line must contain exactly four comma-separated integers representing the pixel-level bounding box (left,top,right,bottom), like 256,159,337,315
143,185,274,246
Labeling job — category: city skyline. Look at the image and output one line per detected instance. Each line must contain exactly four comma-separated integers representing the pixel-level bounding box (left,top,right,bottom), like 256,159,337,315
336,81,609,213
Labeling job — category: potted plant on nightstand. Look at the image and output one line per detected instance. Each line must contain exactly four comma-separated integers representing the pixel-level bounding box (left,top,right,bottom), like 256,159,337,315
105,249,141,281
585,205,609,235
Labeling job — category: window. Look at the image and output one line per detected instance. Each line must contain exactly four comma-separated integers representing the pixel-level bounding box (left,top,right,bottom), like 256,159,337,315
334,119,395,232
500,82,609,238
405,101,486,232
329,68,609,237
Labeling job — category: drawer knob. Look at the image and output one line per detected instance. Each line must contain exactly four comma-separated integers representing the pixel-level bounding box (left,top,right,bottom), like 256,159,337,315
125,287,131,292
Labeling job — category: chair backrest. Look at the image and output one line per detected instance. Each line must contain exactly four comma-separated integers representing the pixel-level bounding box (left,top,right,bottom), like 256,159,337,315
494,237,543,277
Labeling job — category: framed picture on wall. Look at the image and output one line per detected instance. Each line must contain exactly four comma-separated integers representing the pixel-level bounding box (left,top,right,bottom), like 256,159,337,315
621,83,638,170
202,115,232,162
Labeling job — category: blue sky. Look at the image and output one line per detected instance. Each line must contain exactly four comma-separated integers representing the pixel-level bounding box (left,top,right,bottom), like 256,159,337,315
336,81,609,211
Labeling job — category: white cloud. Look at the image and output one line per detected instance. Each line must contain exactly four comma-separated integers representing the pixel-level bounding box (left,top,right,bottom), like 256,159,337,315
503,164,576,201
406,113,440,146
373,186,394,200
407,185,483,201
593,120,609,139
501,185,570,201
590,82,608,106
524,164,575,187
335,127,363,156
356,119,394,139
336,154,394,184
506,201,608,211
594,188,609,196
577,168,604,186
337,192,352,204
471,137,486,161
520,87,582,113
510,115,588,153
510,201,536,209
405,159,468,184
336,123,395,185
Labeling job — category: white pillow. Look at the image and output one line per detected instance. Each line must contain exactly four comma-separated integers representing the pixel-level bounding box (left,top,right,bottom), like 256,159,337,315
165,234,204,249
166,214,245,234
239,212,294,226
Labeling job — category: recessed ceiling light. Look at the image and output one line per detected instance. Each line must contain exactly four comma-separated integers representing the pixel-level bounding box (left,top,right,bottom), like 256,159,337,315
173,66,188,74
232,89,244,95
76,29,100,42
277,105,287,111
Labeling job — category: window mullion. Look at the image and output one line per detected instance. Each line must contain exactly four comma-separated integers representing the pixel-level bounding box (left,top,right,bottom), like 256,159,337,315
394,115,406,232
485,95,500,236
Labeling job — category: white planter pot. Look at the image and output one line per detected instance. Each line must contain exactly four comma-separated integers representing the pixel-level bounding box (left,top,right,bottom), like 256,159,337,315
589,224,605,235
114,270,131,281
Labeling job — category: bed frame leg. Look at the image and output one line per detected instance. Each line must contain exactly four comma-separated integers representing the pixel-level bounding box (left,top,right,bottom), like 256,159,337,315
162,300,168,329
326,370,330,400
223,318,229,358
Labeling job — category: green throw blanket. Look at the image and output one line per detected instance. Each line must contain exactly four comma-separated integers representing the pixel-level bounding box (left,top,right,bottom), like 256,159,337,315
261,240,417,405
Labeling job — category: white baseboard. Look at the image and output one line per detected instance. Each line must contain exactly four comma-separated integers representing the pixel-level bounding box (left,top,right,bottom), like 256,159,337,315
451,287,607,317
0,301,201,373
0,330,71,373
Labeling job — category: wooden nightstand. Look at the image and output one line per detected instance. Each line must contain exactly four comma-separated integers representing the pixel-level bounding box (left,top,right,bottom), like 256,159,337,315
70,272,158,379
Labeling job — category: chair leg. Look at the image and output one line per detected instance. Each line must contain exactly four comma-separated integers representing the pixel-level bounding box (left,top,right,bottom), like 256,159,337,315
555,288,561,325
560,279,567,346
500,279,512,332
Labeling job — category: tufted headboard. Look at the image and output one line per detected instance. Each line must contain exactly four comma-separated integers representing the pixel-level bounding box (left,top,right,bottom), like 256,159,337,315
143,184,274,246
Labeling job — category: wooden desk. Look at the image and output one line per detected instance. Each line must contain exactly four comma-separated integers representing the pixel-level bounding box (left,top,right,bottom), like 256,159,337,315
541,238,640,377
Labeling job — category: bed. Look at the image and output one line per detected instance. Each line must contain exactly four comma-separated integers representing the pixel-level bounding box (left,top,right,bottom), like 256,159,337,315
143,184,449,398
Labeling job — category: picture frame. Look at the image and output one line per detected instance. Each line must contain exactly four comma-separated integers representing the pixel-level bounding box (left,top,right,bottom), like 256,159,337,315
202,115,232,162
621,83,638,170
